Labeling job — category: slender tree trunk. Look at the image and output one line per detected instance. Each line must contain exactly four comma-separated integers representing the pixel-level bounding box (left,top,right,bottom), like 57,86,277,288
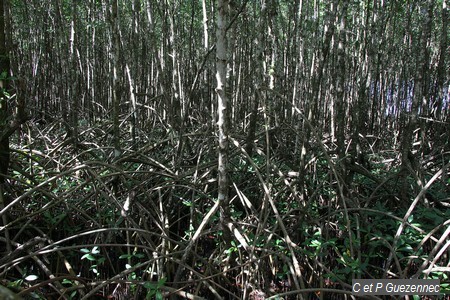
69,0,79,145
245,0,268,160
418,0,434,159
433,0,447,121
399,1,430,202
128,0,140,147
299,1,334,195
0,0,11,253
216,0,231,245
110,0,121,158
202,0,209,51
335,0,348,175
168,5,182,131
0,0,9,177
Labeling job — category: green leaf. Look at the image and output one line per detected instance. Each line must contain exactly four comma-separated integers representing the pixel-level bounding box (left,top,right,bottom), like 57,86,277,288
81,254,96,261
157,278,167,286
182,199,192,206
156,291,163,300
398,245,413,252
8,280,23,288
310,240,322,248
143,282,155,289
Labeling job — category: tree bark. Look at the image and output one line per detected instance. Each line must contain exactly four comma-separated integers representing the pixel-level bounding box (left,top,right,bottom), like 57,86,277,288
0,0,9,182
69,0,79,145
433,0,447,121
216,0,231,245
110,0,121,158
0,0,11,253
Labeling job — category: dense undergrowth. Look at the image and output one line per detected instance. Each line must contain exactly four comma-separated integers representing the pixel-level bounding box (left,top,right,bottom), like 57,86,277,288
0,117,449,300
